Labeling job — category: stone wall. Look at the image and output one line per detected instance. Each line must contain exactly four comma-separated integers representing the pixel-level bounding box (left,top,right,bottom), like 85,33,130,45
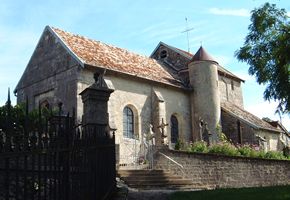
221,109,258,145
221,110,280,151
151,44,189,71
151,44,190,84
257,130,281,151
16,28,80,113
78,69,192,164
156,150,290,189
218,75,244,108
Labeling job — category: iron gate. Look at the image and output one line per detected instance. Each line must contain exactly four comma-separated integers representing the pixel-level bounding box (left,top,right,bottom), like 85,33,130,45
0,99,116,200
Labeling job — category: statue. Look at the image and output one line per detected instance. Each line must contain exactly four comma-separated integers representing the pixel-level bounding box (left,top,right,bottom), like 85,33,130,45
199,117,204,141
199,117,211,145
93,69,107,88
147,124,155,146
203,122,210,146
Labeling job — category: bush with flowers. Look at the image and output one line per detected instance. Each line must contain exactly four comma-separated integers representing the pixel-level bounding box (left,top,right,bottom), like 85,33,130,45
177,128,289,160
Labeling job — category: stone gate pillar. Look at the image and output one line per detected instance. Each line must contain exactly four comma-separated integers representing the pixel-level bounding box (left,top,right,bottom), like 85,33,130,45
79,71,114,135
79,71,116,198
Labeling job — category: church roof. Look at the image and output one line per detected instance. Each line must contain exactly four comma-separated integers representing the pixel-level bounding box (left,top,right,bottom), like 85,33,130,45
191,46,218,64
221,102,281,133
50,27,184,88
151,42,244,82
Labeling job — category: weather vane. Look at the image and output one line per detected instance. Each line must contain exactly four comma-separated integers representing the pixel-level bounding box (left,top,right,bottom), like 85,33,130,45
181,17,194,53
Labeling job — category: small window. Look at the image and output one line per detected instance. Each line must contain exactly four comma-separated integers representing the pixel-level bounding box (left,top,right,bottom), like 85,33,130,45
170,115,179,143
160,50,167,59
231,80,234,90
123,106,134,139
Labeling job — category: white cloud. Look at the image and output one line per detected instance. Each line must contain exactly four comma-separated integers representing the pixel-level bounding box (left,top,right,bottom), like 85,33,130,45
209,8,250,17
212,54,232,66
287,12,290,17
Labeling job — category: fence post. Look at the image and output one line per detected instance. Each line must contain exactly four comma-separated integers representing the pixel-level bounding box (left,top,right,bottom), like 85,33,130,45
79,70,115,199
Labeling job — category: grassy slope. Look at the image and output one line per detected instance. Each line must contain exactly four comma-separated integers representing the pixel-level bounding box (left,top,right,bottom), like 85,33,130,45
169,185,290,200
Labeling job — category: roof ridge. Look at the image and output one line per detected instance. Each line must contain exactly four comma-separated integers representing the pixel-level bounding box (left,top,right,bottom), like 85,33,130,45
49,26,184,88
51,26,152,60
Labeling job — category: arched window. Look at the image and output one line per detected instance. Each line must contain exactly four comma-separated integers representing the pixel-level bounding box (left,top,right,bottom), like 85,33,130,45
40,100,50,109
170,115,179,143
123,106,134,139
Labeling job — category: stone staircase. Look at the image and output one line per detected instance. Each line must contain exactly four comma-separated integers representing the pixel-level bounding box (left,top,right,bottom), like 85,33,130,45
117,169,194,190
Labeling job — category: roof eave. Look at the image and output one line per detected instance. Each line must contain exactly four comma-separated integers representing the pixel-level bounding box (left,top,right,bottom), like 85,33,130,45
218,69,245,83
221,107,281,133
48,26,85,68
83,63,189,91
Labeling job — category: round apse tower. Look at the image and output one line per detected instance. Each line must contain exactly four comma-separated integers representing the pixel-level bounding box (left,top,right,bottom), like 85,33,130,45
188,46,220,142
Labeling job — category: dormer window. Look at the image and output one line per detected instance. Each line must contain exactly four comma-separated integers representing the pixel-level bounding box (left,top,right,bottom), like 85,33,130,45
160,50,167,59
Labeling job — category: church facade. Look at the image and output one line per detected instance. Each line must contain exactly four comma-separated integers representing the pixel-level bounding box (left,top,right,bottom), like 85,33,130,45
15,26,286,164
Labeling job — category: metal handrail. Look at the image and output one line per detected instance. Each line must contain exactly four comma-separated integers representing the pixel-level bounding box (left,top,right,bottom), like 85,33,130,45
158,152,185,176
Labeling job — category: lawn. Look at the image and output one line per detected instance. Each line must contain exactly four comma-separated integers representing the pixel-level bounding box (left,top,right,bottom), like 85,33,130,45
169,185,290,200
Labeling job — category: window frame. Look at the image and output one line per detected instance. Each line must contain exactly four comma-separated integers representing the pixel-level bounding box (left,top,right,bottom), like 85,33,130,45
123,106,135,139
170,115,179,143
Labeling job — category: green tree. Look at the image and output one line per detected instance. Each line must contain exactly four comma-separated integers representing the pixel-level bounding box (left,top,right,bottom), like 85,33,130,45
0,102,52,134
235,3,290,114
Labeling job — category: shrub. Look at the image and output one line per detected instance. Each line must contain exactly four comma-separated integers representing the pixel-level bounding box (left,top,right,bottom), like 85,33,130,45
175,139,184,150
188,141,208,153
282,146,289,157
216,124,229,143
208,143,240,156
264,151,286,160
238,145,255,157
248,149,266,158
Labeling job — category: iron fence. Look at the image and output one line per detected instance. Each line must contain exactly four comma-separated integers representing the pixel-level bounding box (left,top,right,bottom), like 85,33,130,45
0,96,116,200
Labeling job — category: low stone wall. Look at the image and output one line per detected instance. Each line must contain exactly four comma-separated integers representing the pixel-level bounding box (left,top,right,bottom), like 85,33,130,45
155,150,290,189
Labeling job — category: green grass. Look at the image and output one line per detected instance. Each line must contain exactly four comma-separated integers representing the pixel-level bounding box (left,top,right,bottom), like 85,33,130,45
169,185,290,200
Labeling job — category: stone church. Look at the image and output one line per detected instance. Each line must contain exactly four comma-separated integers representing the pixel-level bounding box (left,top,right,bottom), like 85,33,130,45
15,26,286,164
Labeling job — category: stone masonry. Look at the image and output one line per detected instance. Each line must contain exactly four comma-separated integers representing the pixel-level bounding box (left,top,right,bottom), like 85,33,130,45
15,28,80,114
156,150,290,189
15,26,286,167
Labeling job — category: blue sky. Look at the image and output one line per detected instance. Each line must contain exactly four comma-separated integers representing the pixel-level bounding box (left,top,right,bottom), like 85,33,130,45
0,0,289,129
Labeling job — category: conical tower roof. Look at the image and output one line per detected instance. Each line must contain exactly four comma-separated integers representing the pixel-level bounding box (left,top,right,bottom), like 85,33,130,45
191,46,218,64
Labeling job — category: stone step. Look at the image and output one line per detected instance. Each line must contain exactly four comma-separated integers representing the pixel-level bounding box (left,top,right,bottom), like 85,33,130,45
117,170,171,176
118,169,165,173
117,169,194,190
126,179,193,185
126,183,196,190
121,176,182,181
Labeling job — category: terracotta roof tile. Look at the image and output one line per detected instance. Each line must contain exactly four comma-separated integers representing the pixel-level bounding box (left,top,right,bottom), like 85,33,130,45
51,27,183,88
221,102,280,133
